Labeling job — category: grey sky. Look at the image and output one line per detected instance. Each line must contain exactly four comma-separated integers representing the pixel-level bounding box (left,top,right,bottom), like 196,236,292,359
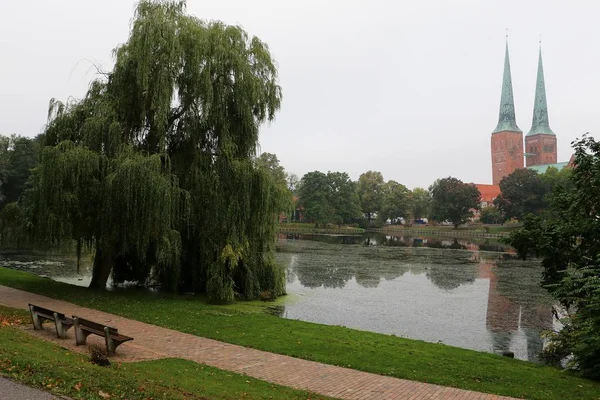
1,0,599,188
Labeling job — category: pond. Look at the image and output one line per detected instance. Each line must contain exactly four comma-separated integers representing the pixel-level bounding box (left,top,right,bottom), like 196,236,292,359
274,233,557,362
0,232,557,362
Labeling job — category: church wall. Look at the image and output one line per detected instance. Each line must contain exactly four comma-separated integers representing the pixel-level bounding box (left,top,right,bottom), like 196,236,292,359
525,134,558,166
491,131,524,185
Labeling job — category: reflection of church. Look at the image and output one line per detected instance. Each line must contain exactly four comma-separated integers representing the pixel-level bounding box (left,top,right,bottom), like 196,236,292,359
478,260,553,361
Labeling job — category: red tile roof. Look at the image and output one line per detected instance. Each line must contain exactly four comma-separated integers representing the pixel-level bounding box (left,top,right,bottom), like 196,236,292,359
474,184,501,203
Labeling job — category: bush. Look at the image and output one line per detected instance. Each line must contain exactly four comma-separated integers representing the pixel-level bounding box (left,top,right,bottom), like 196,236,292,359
480,207,503,224
88,343,110,367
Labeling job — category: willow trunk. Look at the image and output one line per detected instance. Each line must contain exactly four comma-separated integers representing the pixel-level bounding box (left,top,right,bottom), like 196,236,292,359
89,247,114,289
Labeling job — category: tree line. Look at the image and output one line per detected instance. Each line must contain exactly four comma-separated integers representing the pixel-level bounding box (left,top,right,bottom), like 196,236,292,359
294,170,427,227
288,164,575,229
290,170,482,229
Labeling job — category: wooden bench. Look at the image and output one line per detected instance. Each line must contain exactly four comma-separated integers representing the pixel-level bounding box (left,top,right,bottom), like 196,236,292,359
73,316,133,356
28,304,74,339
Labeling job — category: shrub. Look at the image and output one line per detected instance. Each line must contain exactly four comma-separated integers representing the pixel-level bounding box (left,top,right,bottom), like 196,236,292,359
88,343,110,367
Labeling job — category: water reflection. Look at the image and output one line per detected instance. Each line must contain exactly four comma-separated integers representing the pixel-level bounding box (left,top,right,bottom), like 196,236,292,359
275,233,555,362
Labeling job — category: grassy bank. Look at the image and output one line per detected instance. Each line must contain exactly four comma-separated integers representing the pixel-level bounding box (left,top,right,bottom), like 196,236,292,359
278,222,364,234
1,268,599,399
0,305,329,400
374,224,521,238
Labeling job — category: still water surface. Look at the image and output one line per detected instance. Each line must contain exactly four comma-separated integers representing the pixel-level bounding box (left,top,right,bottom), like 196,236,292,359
274,233,557,362
0,233,557,362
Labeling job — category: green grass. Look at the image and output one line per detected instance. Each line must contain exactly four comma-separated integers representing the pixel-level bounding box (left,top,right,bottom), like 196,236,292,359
278,222,364,234
1,267,600,400
0,306,329,400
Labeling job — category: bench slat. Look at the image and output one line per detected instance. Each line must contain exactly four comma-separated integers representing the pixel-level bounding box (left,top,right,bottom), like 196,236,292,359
79,325,132,341
29,304,68,321
73,316,118,335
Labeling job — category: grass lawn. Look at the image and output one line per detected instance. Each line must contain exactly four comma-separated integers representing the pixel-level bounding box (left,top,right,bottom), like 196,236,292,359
382,224,520,232
0,305,330,400
1,267,600,400
277,222,364,233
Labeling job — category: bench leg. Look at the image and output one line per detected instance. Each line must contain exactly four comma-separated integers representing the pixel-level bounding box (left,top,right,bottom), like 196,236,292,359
53,312,67,339
29,305,42,330
104,327,116,356
73,318,90,346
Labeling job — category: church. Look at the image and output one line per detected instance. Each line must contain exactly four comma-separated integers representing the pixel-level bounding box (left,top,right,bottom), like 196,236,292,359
490,40,572,186
472,40,573,216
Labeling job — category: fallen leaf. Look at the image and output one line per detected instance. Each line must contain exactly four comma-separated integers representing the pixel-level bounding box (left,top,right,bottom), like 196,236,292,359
98,390,111,399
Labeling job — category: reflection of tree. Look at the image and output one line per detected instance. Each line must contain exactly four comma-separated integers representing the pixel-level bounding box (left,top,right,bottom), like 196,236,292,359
426,238,468,250
354,260,382,288
426,261,477,290
290,253,354,289
478,241,510,252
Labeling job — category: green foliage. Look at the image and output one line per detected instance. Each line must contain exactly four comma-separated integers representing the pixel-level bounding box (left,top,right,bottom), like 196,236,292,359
410,187,431,220
380,180,411,223
494,168,547,221
297,171,361,227
429,177,480,228
357,170,384,222
326,171,361,226
0,202,29,248
256,152,293,214
505,136,600,379
0,134,41,208
20,0,285,302
479,207,503,224
297,171,333,226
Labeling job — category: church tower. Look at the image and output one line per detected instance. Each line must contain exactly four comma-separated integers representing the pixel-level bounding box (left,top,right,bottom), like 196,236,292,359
491,41,524,185
525,44,557,166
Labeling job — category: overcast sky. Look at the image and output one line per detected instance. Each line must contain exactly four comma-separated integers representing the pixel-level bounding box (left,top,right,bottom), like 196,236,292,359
1,0,599,188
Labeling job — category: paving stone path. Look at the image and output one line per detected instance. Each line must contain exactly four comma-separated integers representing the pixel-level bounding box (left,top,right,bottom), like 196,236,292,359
0,376,65,400
0,285,519,400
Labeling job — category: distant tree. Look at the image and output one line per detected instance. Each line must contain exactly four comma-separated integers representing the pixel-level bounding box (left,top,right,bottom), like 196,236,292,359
540,167,575,221
0,134,41,208
505,136,600,379
494,168,547,221
429,177,480,229
357,171,384,222
287,173,300,194
411,187,431,221
479,207,503,224
541,166,572,191
256,153,292,213
380,180,411,223
256,153,287,186
327,171,361,226
297,171,333,227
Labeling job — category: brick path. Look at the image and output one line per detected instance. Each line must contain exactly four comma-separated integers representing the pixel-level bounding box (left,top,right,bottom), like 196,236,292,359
0,285,519,400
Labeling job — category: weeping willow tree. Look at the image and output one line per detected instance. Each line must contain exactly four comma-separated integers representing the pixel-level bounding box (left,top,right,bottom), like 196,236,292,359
26,0,284,301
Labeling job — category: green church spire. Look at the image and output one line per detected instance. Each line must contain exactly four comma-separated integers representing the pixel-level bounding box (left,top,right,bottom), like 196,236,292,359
527,44,555,136
493,40,522,134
